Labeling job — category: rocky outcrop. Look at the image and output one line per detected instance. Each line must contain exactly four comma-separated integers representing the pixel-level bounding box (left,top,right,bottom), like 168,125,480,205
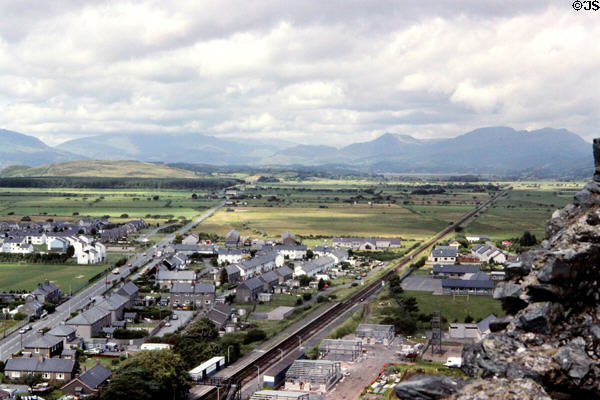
394,374,469,399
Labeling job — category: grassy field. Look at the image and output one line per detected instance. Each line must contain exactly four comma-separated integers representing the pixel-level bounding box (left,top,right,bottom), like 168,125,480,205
0,188,218,224
463,184,582,238
0,263,108,292
197,204,473,241
404,290,504,326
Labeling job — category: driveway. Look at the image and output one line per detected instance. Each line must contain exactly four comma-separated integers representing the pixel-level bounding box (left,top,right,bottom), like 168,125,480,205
153,310,194,337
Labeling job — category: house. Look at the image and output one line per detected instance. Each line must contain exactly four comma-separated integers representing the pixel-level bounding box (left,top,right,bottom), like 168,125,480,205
281,232,297,246
432,264,480,279
66,306,112,339
224,264,242,284
235,277,264,303
169,283,215,309
332,237,401,250
182,234,200,245
172,244,216,255
477,314,497,337
47,325,77,345
47,237,69,252
61,363,112,397
294,256,335,277
96,293,130,321
236,252,282,278
429,246,458,263
259,271,280,292
4,357,76,381
217,248,243,265
156,270,196,289
274,266,294,283
32,280,61,304
329,249,349,265
22,334,63,357
116,281,139,302
163,254,189,270
472,244,507,264
1,239,33,254
274,245,307,260
19,299,43,317
225,230,241,247
250,390,309,400
206,303,232,329
466,235,490,243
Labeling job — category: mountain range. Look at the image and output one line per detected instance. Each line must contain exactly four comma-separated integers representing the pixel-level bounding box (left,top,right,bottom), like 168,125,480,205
0,127,593,177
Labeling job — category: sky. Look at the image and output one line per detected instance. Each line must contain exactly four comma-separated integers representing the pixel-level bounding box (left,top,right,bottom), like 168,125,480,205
0,0,598,147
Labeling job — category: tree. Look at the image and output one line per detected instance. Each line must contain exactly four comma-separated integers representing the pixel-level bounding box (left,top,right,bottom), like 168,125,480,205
519,231,537,247
464,314,474,323
306,249,314,259
21,216,31,222
66,245,75,258
244,329,266,344
101,350,190,400
401,297,419,314
121,213,129,218
318,278,325,291
220,268,228,286
299,275,312,287
191,193,198,199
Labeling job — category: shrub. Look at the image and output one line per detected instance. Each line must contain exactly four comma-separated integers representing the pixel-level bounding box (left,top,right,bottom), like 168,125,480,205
13,312,27,321
244,329,266,344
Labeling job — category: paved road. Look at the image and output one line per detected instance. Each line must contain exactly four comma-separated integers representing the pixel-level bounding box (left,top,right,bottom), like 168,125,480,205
0,202,224,361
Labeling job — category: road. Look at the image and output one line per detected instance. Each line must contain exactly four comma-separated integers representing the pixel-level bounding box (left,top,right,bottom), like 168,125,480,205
154,310,194,336
0,201,224,361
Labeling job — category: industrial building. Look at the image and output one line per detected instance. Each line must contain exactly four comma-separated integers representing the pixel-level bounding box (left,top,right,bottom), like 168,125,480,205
250,390,309,400
284,360,342,393
355,324,395,345
318,339,362,361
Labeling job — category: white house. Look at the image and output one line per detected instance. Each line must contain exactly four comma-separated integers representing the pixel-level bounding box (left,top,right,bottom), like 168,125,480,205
47,237,69,252
428,246,458,263
274,245,307,260
217,248,243,265
1,238,34,254
295,256,335,277
235,252,283,278
471,244,506,264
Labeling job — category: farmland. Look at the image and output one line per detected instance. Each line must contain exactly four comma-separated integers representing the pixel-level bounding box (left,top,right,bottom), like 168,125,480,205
0,187,219,225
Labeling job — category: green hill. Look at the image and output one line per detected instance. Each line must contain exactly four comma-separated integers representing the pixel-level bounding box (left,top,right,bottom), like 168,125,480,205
0,160,199,178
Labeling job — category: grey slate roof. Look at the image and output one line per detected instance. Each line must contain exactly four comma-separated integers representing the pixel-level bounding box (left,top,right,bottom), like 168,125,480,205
431,246,458,258
66,306,110,326
32,281,59,297
225,230,240,242
275,266,293,278
117,281,139,298
96,294,129,311
78,363,112,389
156,270,196,281
238,277,264,291
23,334,62,349
225,264,241,275
170,283,194,294
5,357,75,373
433,264,480,274
442,279,494,289
259,271,279,284
194,283,215,294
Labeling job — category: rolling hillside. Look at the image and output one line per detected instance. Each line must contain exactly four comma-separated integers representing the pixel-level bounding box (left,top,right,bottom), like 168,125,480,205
0,160,199,178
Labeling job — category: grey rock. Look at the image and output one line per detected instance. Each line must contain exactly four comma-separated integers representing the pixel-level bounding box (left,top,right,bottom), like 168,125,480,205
590,324,600,340
537,257,573,282
574,188,592,206
394,374,468,400
515,302,562,334
527,284,561,302
594,138,600,181
493,282,522,299
586,212,600,226
553,346,592,379
449,378,551,400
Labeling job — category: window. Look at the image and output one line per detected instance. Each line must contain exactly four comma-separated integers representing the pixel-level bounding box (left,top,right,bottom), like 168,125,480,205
43,373,50,379
57,373,64,380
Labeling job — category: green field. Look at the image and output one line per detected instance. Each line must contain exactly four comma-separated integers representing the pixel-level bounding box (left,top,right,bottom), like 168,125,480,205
463,183,582,238
0,263,108,292
0,188,218,224
404,290,504,326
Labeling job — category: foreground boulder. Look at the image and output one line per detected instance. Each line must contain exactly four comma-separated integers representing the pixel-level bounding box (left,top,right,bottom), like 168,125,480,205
394,374,468,400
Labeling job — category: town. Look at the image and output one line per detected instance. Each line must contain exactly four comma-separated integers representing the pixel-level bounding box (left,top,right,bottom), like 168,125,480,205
0,178,556,400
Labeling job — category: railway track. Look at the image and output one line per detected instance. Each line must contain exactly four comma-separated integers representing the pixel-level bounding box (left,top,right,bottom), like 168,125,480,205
197,189,508,399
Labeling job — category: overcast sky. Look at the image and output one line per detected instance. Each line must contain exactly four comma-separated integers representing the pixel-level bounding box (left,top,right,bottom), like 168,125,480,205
0,1,598,146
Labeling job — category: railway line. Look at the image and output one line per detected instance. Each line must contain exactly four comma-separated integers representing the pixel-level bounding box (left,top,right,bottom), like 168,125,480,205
194,189,509,400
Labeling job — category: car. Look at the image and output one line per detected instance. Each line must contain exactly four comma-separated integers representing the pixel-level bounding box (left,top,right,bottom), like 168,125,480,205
164,322,171,327
26,325,32,331
128,263,132,267
18,328,27,334
171,314,178,320
112,267,120,275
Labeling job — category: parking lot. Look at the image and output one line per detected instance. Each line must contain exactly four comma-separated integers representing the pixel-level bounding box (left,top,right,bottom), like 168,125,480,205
401,275,442,292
